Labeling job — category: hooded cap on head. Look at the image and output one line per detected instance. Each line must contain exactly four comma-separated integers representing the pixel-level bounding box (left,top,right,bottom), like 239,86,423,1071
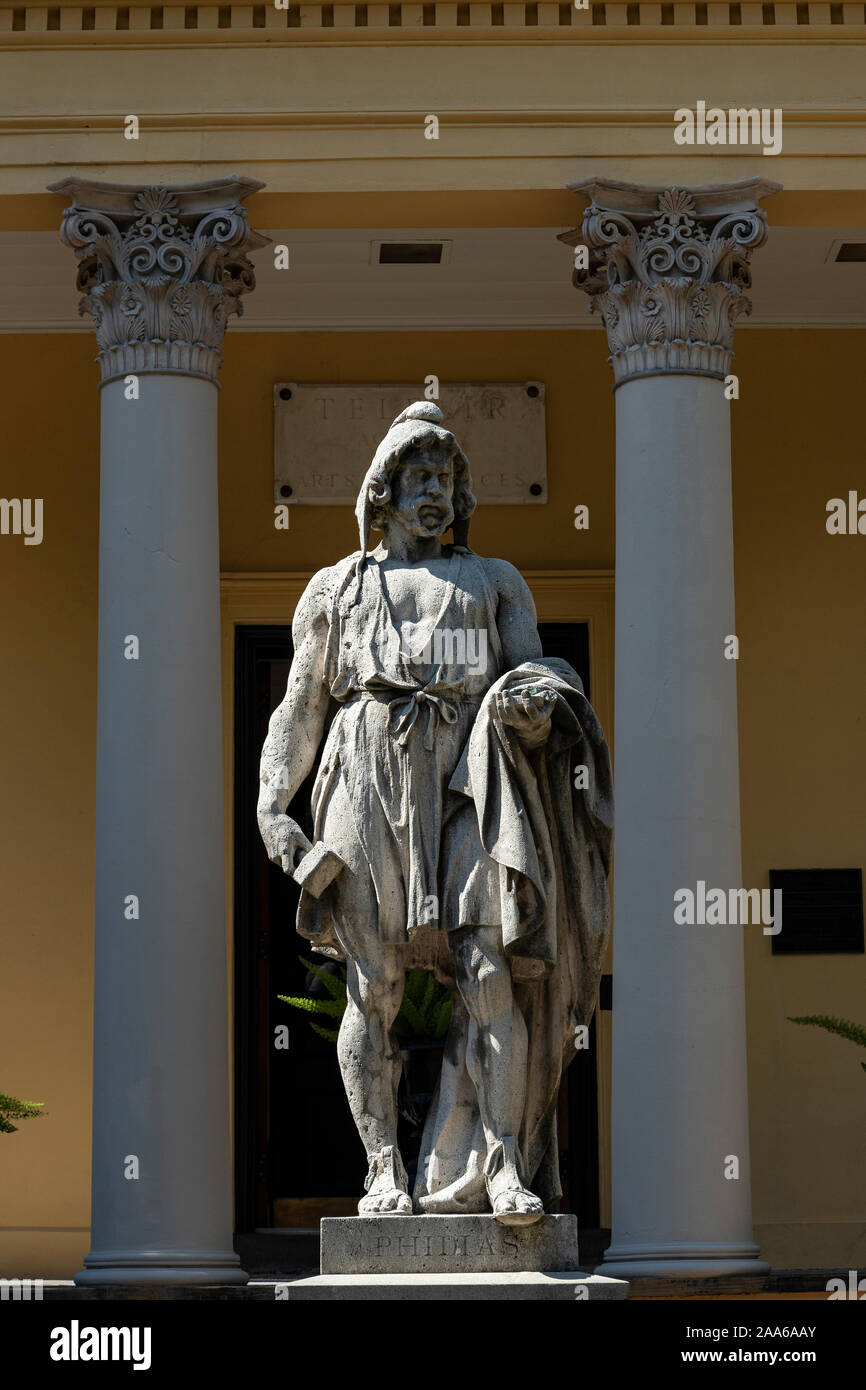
354,401,475,569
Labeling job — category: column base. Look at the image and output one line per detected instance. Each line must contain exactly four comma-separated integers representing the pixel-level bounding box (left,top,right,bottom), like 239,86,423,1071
75,1249,249,1287
600,1240,770,1280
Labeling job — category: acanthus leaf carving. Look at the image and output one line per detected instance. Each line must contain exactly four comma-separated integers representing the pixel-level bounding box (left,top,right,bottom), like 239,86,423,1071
57,184,263,384
563,183,773,385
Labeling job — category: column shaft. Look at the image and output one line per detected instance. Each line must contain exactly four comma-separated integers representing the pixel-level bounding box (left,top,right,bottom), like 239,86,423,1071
604,375,759,1276
82,377,240,1283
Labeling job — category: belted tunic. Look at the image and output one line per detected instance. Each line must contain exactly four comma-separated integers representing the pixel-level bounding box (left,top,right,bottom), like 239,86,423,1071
298,546,503,947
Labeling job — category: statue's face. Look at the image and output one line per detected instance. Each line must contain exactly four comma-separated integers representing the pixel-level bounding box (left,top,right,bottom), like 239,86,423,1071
389,445,455,539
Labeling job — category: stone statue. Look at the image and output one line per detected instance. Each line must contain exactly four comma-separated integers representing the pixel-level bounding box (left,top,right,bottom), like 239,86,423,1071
258,402,613,1226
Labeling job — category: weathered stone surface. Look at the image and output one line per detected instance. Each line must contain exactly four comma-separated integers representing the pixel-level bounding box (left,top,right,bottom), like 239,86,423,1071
49,176,267,385
321,1214,579,1275
258,399,613,1227
287,1272,628,1301
273,381,548,506
559,176,780,386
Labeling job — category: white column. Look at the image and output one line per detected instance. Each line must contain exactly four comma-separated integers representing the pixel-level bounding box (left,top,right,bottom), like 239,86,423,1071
561,178,778,1278
52,177,267,1284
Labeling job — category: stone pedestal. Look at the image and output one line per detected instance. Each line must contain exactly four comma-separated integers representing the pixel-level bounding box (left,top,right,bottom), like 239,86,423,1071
289,1215,629,1300
322,1214,580,1274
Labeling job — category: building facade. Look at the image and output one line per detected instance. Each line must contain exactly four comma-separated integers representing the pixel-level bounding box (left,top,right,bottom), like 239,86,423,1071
1,2,864,1281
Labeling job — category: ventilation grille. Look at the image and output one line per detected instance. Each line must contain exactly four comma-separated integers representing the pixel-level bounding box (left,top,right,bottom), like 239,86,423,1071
378,242,445,263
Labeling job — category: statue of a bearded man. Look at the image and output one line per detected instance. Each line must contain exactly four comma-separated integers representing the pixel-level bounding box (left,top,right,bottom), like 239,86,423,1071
258,401,613,1225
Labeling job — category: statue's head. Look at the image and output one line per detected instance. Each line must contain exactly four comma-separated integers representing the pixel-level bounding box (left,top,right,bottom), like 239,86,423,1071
355,402,476,557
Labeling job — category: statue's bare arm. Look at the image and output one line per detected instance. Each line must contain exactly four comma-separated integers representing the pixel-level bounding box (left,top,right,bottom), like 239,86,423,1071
487,557,543,669
257,566,335,873
487,557,555,743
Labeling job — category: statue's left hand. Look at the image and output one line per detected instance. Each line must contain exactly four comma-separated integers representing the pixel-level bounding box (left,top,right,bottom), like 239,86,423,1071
495,685,556,744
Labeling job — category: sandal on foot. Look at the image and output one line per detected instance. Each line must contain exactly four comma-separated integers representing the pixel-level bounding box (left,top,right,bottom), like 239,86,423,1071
484,1136,545,1226
358,1144,413,1215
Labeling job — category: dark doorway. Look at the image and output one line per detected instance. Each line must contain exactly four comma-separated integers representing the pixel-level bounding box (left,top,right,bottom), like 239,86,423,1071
233,619,602,1249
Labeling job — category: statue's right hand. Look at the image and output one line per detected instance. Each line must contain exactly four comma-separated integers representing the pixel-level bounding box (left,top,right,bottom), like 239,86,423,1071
267,817,315,877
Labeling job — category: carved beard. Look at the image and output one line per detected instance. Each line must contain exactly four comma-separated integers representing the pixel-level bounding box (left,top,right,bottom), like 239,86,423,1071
391,495,455,539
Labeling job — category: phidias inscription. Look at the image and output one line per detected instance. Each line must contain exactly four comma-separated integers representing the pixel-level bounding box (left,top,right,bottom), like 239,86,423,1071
377,1232,500,1259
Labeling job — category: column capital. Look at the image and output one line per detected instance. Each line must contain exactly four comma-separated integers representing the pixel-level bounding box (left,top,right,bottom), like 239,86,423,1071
559,177,780,387
48,176,268,386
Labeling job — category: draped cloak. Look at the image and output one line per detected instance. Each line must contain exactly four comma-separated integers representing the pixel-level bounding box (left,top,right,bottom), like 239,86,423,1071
295,546,613,1210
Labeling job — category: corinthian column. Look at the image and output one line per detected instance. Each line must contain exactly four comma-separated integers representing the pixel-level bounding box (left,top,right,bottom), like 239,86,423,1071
51,177,266,1284
560,177,778,1279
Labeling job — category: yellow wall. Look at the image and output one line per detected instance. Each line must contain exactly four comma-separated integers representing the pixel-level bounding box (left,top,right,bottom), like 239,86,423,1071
733,330,866,1269
1,326,864,1275
0,336,98,1277
218,330,615,573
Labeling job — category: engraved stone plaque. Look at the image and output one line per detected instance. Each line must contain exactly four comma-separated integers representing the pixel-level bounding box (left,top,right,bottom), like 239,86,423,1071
319,1214,579,1275
274,382,547,505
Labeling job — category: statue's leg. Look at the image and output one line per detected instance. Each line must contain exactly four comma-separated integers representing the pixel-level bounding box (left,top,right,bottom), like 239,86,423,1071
450,924,544,1225
331,871,411,1214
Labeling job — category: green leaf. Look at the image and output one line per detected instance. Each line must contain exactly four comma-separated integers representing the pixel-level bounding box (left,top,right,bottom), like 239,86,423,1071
0,1094,44,1135
404,970,427,1009
310,1022,341,1043
788,1015,866,1049
419,971,437,1022
396,994,427,1039
392,1014,413,1042
432,994,453,1039
298,957,347,1002
277,994,345,1019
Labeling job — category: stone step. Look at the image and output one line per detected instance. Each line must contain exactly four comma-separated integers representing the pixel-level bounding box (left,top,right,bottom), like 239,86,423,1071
287,1272,628,1301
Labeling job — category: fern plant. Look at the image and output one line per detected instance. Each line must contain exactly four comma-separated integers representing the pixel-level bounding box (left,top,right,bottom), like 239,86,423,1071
279,959,452,1045
0,1093,44,1135
278,958,348,1043
788,1015,866,1074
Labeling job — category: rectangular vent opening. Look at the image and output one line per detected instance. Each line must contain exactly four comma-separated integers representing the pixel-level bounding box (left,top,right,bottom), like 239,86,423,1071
834,243,866,262
378,243,445,265
769,869,864,955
